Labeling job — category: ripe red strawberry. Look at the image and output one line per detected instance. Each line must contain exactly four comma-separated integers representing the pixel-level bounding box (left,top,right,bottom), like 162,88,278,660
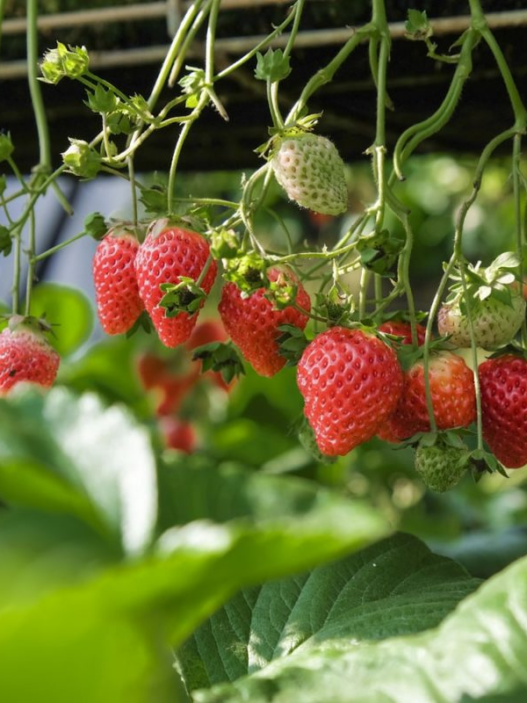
0,320,60,395
156,375,196,416
377,352,476,443
137,352,168,390
479,354,527,468
378,320,427,346
159,416,196,453
135,220,217,348
93,227,144,335
219,267,311,377
297,327,403,456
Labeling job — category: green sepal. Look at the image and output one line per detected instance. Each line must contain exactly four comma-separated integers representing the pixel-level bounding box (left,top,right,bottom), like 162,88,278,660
0,133,14,163
125,311,153,339
210,228,240,260
85,84,118,114
84,212,107,241
0,225,12,257
356,229,404,277
405,10,433,40
277,324,310,366
159,278,207,317
254,49,292,83
179,67,206,108
224,254,269,295
139,185,169,218
314,287,353,326
62,139,101,179
265,271,298,310
106,111,133,136
192,341,245,384
469,448,505,481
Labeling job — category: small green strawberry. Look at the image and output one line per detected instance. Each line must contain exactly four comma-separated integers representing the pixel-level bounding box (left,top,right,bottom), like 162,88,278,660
271,133,348,216
438,253,526,349
414,437,469,492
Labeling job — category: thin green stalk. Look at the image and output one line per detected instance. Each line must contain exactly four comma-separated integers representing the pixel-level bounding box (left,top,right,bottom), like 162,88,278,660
27,0,51,171
149,0,208,111
195,254,213,288
128,157,138,225
25,210,36,316
12,227,21,314
286,24,373,125
32,230,88,263
216,9,297,81
392,30,476,182
358,268,371,318
167,94,208,213
168,0,213,88
513,134,527,347
458,259,484,451
205,0,221,84
481,29,527,128
397,214,418,345
267,80,285,130
0,0,5,55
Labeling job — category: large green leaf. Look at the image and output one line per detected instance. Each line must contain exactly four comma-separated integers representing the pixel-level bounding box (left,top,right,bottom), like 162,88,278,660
179,533,481,693
0,388,157,554
29,283,93,356
196,546,527,703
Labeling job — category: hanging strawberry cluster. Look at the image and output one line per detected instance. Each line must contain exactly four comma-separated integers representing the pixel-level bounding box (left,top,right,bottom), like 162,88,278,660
1,0,527,493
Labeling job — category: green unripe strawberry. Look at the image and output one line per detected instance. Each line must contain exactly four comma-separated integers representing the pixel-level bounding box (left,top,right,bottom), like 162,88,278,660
271,134,348,216
438,291,525,349
414,440,469,493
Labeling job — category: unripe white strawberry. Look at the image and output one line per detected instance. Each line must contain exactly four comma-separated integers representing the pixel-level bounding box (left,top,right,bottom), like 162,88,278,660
438,289,525,349
438,253,527,350
271,134,348,216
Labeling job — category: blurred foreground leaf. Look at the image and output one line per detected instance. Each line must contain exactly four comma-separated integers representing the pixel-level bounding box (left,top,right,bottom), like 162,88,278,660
0,388,157,555
30,283,93,356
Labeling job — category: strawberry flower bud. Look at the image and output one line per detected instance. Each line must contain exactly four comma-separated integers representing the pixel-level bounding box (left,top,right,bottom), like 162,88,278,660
40,43,90,84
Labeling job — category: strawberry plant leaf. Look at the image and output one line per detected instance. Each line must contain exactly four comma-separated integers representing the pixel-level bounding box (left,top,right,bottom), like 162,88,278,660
192,545,527,703
192,341,245,384
29,284,93,357
179,533,480,695
0,225,12,256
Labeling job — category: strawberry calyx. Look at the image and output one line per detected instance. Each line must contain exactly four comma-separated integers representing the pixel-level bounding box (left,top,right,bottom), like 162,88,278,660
159,278,208,317
146,216,208,241
255,113,322,158
7,314,55,339
469,447,508,480
393,336,455,372
277,324,311,366
191,341,245,385
485,341,527,361
224,253,269,295
445,252,523,313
